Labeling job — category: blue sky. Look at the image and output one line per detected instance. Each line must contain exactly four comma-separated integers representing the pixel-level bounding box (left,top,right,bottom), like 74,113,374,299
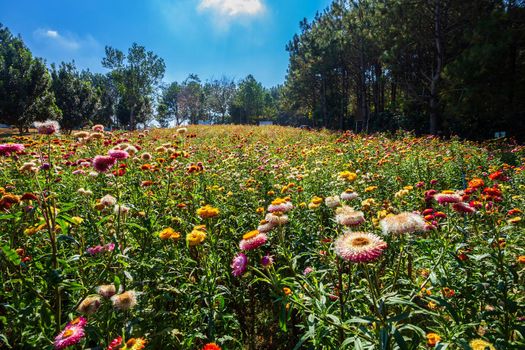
1,0,332,87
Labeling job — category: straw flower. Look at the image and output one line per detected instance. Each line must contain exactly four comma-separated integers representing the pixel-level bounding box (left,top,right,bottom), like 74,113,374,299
335,205,365,226
239,230,268,250
380,212,425,235
111,291,137,310
334,231,387,263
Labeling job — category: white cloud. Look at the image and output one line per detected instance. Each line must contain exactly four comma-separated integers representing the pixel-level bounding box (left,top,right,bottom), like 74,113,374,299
198,0,265,17
34,28,98,51
44,30,59,38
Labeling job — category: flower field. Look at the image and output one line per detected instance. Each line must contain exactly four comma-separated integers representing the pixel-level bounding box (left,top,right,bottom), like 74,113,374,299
1,124,524,349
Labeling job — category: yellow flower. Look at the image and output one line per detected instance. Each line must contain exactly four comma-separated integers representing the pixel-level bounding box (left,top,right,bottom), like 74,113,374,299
312,196,323,205
196,205,219,219
186,228,206,246
469,339,495,350
122,337,147,350
24,223,47,236
426,333,441,347
256,207,265,214
507,217,521,224
361,198,376,210
395,189,409,198
71,216,84,225
271,197,286,205
338,171,357,182
427,301,437,310
364,186,378,193
159,227,181,240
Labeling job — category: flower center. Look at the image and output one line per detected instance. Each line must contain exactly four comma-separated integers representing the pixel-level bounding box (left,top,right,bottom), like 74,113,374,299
243,230,259,240
63,329,74,338
351,237,370,247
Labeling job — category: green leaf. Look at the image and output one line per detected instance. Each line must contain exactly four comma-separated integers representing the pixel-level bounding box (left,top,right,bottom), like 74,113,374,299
1,245,21,265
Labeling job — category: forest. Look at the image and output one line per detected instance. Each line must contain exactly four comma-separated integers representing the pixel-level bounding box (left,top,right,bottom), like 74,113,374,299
1,0,525,139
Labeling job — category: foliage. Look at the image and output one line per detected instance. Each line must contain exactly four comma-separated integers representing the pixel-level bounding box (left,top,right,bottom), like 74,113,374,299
283,0,525,138
102,43,166,130
0,24,61,132
51,62,100,132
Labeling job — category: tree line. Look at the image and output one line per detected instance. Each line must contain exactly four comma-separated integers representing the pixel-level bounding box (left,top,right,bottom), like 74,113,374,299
281,0,525,139
0,23,282,132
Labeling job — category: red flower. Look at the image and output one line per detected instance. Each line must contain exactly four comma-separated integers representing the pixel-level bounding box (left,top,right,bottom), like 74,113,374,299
202,343,221,350
488,171,509,181
107,336,122,350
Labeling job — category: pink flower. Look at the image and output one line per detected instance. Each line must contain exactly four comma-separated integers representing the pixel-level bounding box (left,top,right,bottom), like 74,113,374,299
34,120,60,135
86,243,114,255
54,322,85,349
267,200,293,213
435,192,462,204
239,232,268,250
108,149,129,159
334,232,387,263
104,242,115,251
335,206,365,226
231,253,248,277
86,245,104,255
303,267,314,275
92,155,116,173
452,202,476,214
0,143,25,156
92,124,104,132
107,336,123,350
66,316,87,328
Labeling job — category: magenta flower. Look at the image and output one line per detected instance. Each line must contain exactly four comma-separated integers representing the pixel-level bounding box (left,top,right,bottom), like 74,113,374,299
231,253,248,277
65,316,87,328
452,202,476,214
435,193,462,204
54,318,86,349
86,245,104,255
0,143,25,156
108,149,129,159
92,155,116,173
261,254,274,267
86,243,115,255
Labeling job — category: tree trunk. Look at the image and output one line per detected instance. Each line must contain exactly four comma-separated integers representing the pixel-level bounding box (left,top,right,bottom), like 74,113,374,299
429,0,443,135
129,105,135,130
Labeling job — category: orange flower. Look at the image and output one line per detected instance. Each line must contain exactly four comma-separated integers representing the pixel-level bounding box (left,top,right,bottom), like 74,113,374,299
517,256,525,264
426,333,441,347
202,343,221,350
196,205,219,219
442,287,455,298
283,287,292,296
158,227,181,241
468,178,485,189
